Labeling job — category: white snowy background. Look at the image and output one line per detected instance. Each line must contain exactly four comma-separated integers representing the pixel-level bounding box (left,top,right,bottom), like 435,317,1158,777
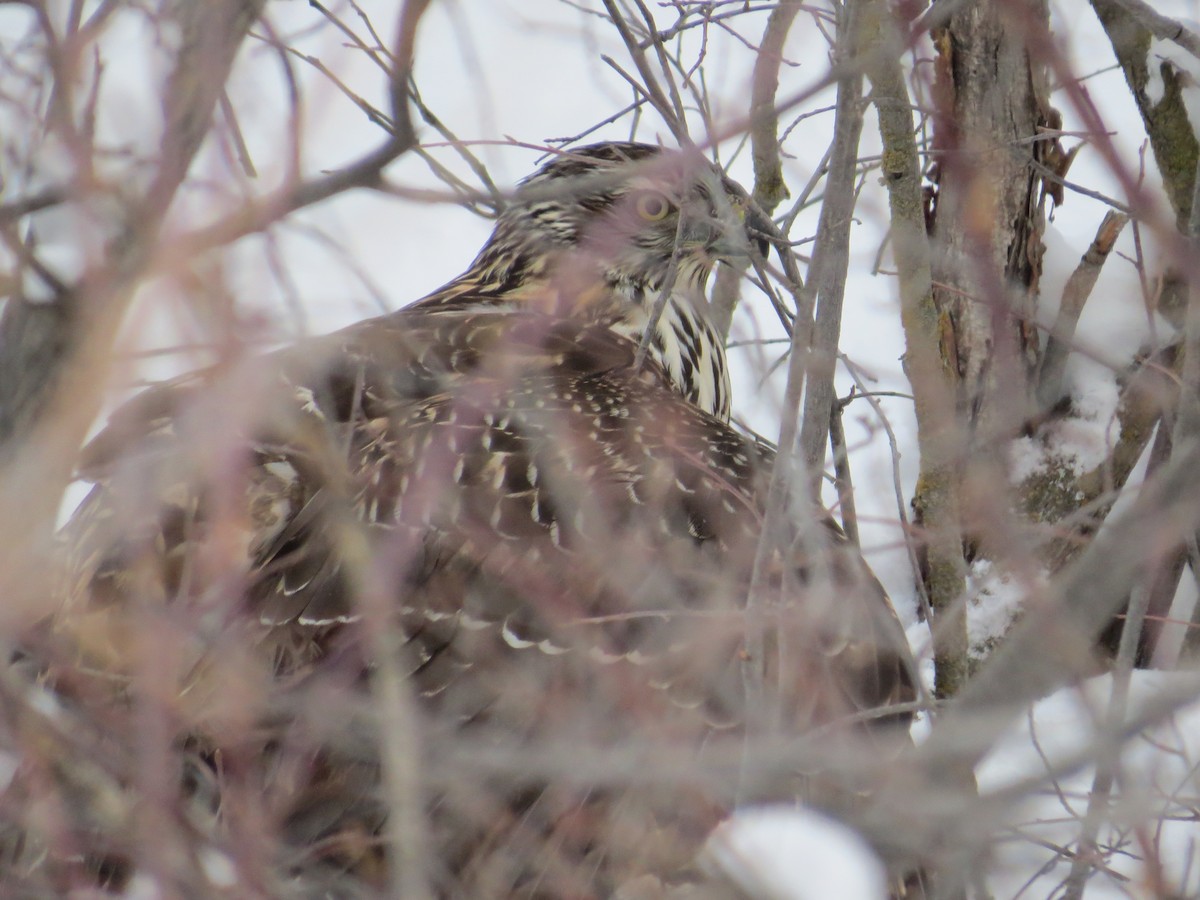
4,0,1200,896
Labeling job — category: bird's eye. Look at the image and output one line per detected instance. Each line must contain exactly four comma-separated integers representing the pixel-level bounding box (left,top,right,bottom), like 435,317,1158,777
635,192,672,222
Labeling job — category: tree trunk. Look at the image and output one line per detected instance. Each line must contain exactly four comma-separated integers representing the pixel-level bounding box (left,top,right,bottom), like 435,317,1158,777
921,0,1052,697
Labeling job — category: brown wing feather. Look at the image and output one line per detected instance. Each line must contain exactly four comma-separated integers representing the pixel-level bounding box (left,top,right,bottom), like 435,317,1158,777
252,367,918,744
77,309,654,477
45,304,917,899
246,368,916,893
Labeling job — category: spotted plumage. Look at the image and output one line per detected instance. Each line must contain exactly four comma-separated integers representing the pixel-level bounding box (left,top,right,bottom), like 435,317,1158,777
3,143,916,897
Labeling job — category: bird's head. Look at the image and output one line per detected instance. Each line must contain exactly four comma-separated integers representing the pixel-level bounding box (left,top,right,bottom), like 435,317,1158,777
448,142,769,317
415,141,769,420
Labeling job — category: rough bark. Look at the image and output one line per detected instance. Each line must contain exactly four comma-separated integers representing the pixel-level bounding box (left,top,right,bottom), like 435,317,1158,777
928,0,1050,441
1082,1,1200,663
1092,0,1199,231
916,0,1052,696
863,0,968,706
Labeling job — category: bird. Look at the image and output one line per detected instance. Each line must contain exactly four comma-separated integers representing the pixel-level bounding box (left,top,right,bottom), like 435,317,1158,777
2,142,917,897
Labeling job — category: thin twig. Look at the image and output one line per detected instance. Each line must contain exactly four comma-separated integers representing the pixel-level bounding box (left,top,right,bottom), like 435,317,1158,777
737,220,818,805
1060,566,1151,899
630,0,688,125
1029,159,1133,215
600,0,687,141
829,395,860,546
840,354,934,626
218,89,257,178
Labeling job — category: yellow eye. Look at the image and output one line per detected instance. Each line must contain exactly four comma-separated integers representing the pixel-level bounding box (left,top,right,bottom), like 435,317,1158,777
635,192,672,221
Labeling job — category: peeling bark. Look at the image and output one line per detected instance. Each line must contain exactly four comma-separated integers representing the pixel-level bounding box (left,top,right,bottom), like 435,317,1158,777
928,0,1051,443
917,0,1052,696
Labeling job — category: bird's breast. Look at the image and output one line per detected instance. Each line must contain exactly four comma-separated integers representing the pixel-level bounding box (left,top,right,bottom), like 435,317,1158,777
612,294,730,422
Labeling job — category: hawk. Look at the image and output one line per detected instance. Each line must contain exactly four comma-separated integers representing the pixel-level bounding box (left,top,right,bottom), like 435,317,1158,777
2,143,917,897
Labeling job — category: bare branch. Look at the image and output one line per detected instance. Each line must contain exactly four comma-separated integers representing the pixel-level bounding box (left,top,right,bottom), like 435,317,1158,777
600,0,687,141
862,0,967,700
1092,0,1200,226
932,435,1200,763
797,1,867,494
0,187,68,224
1037,210,1130,408
1106,0,1200,62
748,1,800,215
0,0,268,483
829,395,860,546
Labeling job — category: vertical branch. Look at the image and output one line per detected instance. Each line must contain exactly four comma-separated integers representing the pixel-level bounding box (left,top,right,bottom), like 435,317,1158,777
350,5,432,896
1063,175,1187,883
1036,210,1129,408
1148,142,1200,671
1091,0,1199,230
736,3,810,760
1170,127,1200,448
1086,0,1200,663
711,1,800,339
866,17,981,877
927,0,1048,447
829,396,860,546
1061,523,1156,897
797,1,867,492
749,0,800,214
342,517,433,900
862,0,968,699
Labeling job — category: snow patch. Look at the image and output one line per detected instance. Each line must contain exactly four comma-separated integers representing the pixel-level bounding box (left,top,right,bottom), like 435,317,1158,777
1053,358,1121,474
0,751,18,793
200,847,238,888
978,671,1200,898
702,805,887,900
27,683,63,719
121,872,161,900
1007,435,1046,484
965,560,1029,654
1010,358,1121,483
1147,29,1200,129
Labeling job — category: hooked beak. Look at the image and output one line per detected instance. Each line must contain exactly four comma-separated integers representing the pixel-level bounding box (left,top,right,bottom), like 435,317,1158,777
682,197,773,266
741,200,774,260
678,165,776,267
